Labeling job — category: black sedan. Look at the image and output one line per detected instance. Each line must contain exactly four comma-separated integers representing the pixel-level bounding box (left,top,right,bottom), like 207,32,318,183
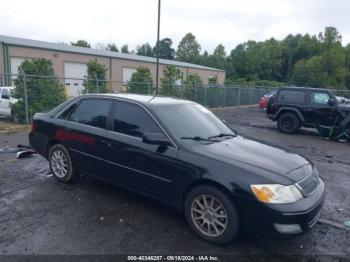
29,94,325,244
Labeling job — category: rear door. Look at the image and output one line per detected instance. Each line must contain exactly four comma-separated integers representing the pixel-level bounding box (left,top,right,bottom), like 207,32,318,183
104,100,178,201
63,98,112,177
307,91,337,125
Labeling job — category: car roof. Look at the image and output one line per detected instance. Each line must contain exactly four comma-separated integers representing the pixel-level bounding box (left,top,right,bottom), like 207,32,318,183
79,93,194,106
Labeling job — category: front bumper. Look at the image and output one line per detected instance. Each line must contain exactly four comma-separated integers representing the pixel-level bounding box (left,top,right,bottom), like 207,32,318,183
238,179,325,237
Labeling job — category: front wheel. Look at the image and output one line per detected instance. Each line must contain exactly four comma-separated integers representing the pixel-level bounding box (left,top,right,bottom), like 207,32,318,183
184,185,240,244
49,144,76,183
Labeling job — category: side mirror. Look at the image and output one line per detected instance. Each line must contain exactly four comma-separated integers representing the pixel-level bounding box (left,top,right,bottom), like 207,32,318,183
142,132,172,146
328,98,335,107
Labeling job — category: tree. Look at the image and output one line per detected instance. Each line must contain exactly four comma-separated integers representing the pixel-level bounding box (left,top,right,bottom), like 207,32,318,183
183,74,203,100
83,60,108,93
176,33,201,63
228,41,262,81
154,38,175,60
160,65,182,96
291,56,326,87
259,38,284,81
208,75,218,85
126,67,153,94
137,43,154,57
106,43,119,52
346,44,350,69
71,40,91,48
318,26,342,49
213,44,226,58
281,34,301,81
199,50,210,67
200,44,227,70
121,44,130,54
319,27,343,79
12,59,65,123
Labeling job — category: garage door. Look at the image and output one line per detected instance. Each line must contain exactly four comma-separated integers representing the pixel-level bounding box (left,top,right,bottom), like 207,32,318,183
10,57,26,84
64,62,87,97
122,67,137,84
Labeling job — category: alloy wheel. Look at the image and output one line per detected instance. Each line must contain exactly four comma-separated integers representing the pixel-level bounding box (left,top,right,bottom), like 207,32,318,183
191,194,228,237
50,149,68,178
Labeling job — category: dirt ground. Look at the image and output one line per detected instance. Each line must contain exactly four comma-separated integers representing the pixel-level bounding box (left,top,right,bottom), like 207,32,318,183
0,106,349,260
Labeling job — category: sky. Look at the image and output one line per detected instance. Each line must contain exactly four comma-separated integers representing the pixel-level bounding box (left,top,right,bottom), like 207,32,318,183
1,0,349,53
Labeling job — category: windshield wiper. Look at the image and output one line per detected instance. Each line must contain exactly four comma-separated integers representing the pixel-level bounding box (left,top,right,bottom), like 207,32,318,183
208,133,236,140
181,136,213,142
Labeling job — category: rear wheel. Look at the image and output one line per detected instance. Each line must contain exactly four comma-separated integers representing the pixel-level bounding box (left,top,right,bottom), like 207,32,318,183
277,112,301,133
49,144,76,183
184,185,240,244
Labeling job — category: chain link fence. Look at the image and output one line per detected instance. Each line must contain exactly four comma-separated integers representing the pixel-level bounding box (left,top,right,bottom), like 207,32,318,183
1,72,350,125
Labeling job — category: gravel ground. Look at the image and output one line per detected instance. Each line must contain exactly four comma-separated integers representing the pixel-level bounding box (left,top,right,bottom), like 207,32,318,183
0,106,349,260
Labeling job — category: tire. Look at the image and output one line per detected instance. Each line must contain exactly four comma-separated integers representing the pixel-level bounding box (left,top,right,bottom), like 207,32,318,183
184,185,240,245
277,112,301,134
49,144,76,183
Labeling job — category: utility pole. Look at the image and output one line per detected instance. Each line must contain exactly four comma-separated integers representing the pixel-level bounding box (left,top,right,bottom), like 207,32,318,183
19,67,29,125
155,0,161,95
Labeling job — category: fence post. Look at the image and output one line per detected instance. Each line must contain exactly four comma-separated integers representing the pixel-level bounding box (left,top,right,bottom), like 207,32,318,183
250,88,253,105
19,68,29,125
223,86,227,107
180,82,184,98
237,87,241,106
204,85,208,106
96,76,99,93
193,85,196,102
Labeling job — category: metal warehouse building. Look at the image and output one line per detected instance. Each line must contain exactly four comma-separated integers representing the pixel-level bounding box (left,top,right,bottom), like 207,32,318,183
0,35,225,96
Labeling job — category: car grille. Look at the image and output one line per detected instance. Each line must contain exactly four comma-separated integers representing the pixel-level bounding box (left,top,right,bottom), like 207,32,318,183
296,168,319,197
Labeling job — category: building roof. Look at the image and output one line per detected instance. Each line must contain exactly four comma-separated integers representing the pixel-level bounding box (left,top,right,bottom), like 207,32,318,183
0,35,224,72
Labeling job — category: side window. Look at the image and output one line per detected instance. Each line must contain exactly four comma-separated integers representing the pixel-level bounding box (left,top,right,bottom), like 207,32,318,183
278,90,305,104
69,99,112,129
311,92,330,105
1,89,10,99
57,103,77,120
113,101,161,137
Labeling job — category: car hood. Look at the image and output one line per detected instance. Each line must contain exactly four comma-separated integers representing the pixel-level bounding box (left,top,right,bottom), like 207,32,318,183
339,104,350,112
193,136,311,182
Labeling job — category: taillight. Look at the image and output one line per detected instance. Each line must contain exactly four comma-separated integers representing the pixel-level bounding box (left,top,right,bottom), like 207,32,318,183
31,121,37,132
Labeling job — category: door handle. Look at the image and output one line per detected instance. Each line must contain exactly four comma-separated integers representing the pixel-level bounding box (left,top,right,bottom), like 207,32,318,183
110,142,120,149
97,139,111,147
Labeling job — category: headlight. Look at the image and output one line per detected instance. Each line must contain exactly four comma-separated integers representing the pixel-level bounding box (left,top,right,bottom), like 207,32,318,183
250,184,303,204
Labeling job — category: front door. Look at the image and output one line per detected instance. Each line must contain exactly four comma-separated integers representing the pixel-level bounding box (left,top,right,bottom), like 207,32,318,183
104,100,178,202
306,91,337,126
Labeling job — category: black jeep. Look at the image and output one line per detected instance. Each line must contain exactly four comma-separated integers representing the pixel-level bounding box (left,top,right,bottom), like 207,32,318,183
267,87,350,136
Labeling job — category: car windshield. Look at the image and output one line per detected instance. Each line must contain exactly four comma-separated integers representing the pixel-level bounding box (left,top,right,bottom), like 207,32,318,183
153,102,234,140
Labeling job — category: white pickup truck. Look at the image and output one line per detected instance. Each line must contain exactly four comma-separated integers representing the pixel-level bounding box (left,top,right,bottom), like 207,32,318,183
0,86,17,117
